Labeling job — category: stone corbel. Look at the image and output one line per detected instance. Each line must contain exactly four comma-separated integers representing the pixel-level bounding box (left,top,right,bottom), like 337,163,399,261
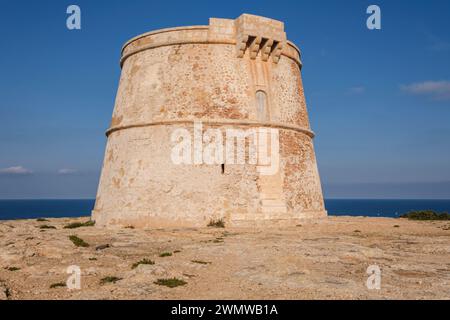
271,41,283,63
236,34,249,58
249,36,262,59
235,34,284,64
260,39,274,62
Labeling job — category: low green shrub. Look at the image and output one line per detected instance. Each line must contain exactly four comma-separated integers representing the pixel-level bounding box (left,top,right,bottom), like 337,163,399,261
207,219,225,228
64,221,95,229
132,259,155,269
69,235,89,247
100,276,122,284
50,282,66,289
159,252,172,257
400,210,450,221
154,278,187,288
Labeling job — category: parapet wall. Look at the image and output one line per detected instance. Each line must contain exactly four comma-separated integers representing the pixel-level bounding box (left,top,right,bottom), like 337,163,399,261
120,15,301,68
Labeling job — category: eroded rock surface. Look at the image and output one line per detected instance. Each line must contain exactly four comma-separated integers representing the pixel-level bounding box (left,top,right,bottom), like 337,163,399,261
0,216,449,299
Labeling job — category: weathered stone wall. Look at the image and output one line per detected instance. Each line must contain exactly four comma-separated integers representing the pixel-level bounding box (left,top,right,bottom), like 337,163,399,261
92,14,327,228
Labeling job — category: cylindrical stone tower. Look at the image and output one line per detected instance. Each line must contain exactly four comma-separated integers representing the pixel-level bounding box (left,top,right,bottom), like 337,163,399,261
92,14,327,228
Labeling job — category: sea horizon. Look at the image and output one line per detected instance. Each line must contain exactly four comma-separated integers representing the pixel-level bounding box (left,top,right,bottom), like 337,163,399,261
1,198,449,221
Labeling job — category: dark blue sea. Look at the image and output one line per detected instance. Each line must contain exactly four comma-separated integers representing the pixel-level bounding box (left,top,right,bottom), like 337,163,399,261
0,199,449,221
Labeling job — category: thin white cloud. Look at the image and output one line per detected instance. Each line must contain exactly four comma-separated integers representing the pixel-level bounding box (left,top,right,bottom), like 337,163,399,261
401,81,450,101
347,86,366,95
0,166,33,175
58,168,78,175
426,33,450,52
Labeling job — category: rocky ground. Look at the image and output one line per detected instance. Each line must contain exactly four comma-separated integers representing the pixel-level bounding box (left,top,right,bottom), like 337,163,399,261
1,216,450,300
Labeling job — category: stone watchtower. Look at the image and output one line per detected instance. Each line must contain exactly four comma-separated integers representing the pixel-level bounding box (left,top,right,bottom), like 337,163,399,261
92,14,327,228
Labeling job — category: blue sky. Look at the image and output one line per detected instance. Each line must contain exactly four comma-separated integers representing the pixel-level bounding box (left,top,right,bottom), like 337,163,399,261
0,0,449,199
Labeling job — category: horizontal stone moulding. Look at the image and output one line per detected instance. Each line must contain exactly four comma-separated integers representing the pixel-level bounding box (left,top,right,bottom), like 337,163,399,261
105,119,316,138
